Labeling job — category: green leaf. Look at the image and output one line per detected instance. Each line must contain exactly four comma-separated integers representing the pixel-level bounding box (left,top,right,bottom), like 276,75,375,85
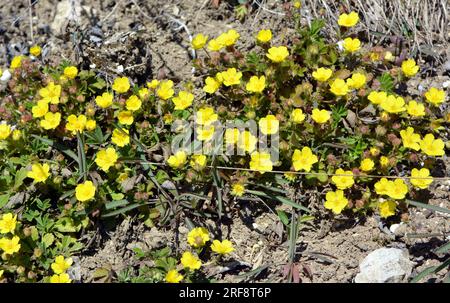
13,168,28,190
435,242,450,254
101,203,142,218
246,190,311,213
31,135,79,164
405,199,450,215
0,194,10,208
378,73,394,92
277,210,289,226
42,233,55,248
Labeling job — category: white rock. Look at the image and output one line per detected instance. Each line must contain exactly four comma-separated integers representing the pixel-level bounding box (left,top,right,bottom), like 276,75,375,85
354,248,413,283
116,65,124,73
389,222,403,234
0,69,11,82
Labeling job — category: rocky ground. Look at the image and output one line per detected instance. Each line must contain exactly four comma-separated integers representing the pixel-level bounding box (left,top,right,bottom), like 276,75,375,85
1,0,449,283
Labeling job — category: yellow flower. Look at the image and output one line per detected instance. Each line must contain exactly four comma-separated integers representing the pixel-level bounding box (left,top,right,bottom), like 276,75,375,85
50,273,71,283
40,112,61,130
196,125,215,141
291,108,305,123
311,108,331,124
192,33,208,50
157,80,174,100
293,1,301,8
379,201,397,218
330,78,349,96
165,270,183,283
27,163,50,183
51,256,73,274
10,56,23,69
112,77,130,94
111,129,130,147
147,79,160,89
284,172,297,181
0,213,17,234
312,67,332,82
338,11,359,27
0,236,21,255
32,100,49,118
0,124,12,140
86,120,96,131
211,239,234,255
370,147,380,156
331,168,354,189
346,73,366,89
380,95,406,113
39,82,61,104
139,87,149,99
238,131,257,153
117,111,134,125
259,114,279,135
374,178,391,196
266,46,289,63
256,29,272,43
75,180,96,202
401,59,419,77
63,66,78,79
207,38,224,51
424,87,445,106
190,154,207,170
292,147,318,172
172,91,194,110
95,147,119,172
187,227,210,248
379,156,390,168
219,29,240,46
224,128,239,146
324,190,348,214
368,91,387,105
387,179,408,200
12,130,21,141
221,68,242,86
360,158,375,172
246,75,266,93
420,134,444,156
203,77,221,94
384,51,394,61
405,100,425,117
249,151,273,173
343,37,361,53
95,92,114,108
126,95,141,111
400,127,421,151
196,107,218,126
30,45,41,57
66,114,87,134
410,168,433,189
231,183,245,196
181,251,202,271
167,150,187,169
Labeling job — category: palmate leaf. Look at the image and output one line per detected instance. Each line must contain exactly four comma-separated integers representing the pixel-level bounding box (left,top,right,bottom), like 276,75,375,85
378,72,394,92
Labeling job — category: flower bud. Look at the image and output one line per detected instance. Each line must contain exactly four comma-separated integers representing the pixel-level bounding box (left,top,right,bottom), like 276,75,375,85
375,125,386,136
33,248,42,258
23,227,32,237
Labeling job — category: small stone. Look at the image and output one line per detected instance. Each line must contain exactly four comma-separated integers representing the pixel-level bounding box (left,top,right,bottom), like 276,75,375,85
354,248,413,283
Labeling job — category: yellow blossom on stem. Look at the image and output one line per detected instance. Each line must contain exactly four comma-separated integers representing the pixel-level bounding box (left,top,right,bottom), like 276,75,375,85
379,200,397,218
187,227,210,248
0,124,12,140
324,190,348,214
266,46,289,63
27,163,50,183
86,120,96,131
50,273,71,283
95,147,119,172
386,179,408,200
368,91,387,105
157,80,175,100
126,95,142,111
238,131,257,153
346,73,366,89
40,112,61,130
400,127,421,151
331,168,354,189
379,156,390,168
51,256,73,274
165,270,183,283
380,95,406,113
311,108,331,124
249,151,273,173
63,66,78,79
221,68,242,86
0,236,21,255
424,87,445,106
211,240,234,255
30,45,41,57
401,59,419,77
207,38,224,51
360,158,375,172
405,100,425,117
291,108,305,123
246,75,266,93
117,111,134,125
196,107,218,126
231,183,245,196
75,180,96,202
312,67,332,82
190,154,207,170
39,82,61,104
410,168,433,189
139,87,149,99
225,128,240,145
259,114,279,135
167,150,187,169
0,213,17,234
147,79,160,89
191,34,208,50
95,92,113,108
338,11,359,27
112,77,130,94
203,77,221,94
172,91,194,110
196,125,215,141
32,99,49,118
111,129,130,147
343,37,361,53
330,78,349,96
181,252,202,271
219,29,240,46
420,134,445,156
10,56,23,69
256,29,272,43
66,114,87,134
292,147,318,172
